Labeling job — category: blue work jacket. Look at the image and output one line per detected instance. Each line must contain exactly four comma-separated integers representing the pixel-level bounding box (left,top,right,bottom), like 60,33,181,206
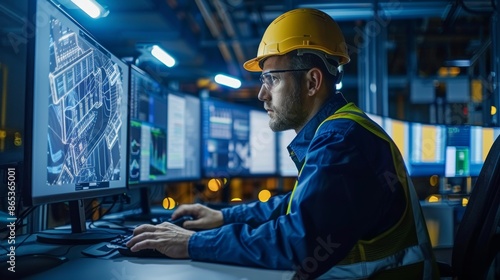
188,92,407,279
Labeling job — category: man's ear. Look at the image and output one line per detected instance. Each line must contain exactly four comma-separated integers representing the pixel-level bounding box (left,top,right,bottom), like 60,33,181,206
305,68,323,96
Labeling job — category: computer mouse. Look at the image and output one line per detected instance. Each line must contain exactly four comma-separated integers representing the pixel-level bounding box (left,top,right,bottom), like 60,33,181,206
167,215,194,227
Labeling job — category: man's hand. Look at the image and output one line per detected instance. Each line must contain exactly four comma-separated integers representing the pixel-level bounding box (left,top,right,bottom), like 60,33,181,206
171,203,224,230
126,223,195,258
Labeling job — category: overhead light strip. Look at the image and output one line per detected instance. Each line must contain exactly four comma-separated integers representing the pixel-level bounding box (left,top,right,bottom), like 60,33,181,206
214,74,241,89
151,45,176,67
71,0,108,19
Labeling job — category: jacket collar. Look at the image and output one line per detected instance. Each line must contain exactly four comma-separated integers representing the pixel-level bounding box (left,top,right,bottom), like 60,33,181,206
287,92,348,170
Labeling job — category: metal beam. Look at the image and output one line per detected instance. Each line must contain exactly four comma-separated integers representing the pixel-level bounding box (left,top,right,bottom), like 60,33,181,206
357,10,388,116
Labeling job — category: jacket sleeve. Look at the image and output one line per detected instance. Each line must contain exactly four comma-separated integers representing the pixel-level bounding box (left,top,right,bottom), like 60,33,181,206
189,120,405,279
220,192,291,228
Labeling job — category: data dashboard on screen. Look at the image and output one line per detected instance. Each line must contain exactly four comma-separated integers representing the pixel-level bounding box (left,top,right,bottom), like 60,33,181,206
26,0,129,206
201,98,276,177
249,110,277,175
382,118,411,173
165,93,201,181
445,125,471,177
278,129,298,177
409,123,446,176
128,66,168,186
470,126,500,176
128,67,201,185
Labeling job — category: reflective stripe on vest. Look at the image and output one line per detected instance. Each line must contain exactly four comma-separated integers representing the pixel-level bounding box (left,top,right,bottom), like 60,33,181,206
287,102,437,279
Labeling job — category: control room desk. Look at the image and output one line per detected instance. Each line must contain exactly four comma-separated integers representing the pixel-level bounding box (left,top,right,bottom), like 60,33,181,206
1,234,293,280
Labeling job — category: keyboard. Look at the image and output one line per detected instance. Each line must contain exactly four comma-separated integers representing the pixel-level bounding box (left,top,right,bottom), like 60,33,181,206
81,234,133,257
82,216,193,258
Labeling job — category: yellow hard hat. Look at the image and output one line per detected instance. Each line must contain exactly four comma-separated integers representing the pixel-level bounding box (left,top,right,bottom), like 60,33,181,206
243,8,350,72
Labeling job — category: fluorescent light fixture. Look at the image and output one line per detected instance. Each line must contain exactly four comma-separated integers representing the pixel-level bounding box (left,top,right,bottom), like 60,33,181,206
214,74,241,89
71,0,108,19
151,45,176,67
444,59,471,67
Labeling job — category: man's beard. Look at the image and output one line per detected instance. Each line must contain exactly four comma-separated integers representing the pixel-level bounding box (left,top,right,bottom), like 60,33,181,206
268,86,307,132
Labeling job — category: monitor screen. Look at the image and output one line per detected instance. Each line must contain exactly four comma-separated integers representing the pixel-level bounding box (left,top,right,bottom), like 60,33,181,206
382,118,411,173
128,66,168,186
470,126,500,176
410,123,446,176
201,98,276,177
445,125,471,177
278,129,298,177
25,0,129,206
249,109,276,175
165,93,201,181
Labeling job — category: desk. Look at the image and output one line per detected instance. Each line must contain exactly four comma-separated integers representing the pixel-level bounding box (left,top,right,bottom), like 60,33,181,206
420,201,465,248
25,258,293,280
1,234,293,280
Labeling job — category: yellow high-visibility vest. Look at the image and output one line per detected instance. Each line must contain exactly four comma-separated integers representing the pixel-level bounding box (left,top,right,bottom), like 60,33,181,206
287,102,439,279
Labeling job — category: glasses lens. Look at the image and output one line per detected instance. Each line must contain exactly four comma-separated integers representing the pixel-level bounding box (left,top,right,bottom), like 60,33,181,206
260,73,277,90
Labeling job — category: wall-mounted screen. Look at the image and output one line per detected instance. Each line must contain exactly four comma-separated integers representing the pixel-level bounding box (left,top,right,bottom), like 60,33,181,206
383,118,411,173
470,126,500,176
410,123,446,176
249,110,276,175
445,125,471,177
201,98,276,177
278,129,298,177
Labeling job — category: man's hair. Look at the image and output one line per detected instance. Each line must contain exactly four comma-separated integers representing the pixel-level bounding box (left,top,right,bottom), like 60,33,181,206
285,50,339,92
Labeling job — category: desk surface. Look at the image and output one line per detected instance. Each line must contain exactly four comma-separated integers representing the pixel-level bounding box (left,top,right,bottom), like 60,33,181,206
25,258,293,280
1,233,293,280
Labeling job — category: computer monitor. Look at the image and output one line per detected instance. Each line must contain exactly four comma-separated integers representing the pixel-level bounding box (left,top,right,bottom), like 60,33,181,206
470,126,500,176
165,92,201,181
248,109,276,176
382,118,411,174
129,85,201,184
409,122,446,176
278,130,298,177
201,98,276,178
445,125,471,177
23,0,130,243
128,65,168,186
127,67,201,220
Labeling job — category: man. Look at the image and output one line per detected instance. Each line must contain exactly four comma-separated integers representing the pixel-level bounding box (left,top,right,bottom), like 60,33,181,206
127,8,438,279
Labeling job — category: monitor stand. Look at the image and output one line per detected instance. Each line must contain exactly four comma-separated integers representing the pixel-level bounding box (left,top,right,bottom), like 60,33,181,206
37,199,125,245
122,188,174,223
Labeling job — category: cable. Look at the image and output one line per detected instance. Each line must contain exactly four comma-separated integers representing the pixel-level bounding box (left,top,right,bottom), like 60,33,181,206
0,205,39,238
87,196,129,231
0,233,77,258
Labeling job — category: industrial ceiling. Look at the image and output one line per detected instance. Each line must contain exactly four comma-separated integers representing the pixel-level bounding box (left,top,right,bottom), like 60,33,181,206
1,0,496,104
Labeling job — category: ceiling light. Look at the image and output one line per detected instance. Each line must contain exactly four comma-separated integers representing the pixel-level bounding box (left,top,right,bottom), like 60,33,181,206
444,59,471,67
71,0,109,19
150,45,176,67
214,74,241,89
